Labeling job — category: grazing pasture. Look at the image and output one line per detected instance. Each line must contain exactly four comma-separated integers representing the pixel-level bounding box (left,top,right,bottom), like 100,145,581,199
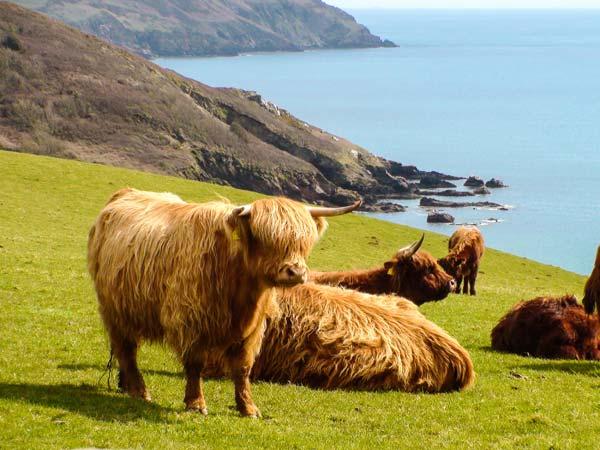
1,149,600,449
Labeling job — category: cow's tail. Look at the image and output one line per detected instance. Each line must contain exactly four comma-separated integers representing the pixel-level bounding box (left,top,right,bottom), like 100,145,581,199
97,347,115,390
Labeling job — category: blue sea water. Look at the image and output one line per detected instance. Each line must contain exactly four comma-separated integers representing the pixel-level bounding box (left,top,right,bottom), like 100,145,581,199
156,10,600,275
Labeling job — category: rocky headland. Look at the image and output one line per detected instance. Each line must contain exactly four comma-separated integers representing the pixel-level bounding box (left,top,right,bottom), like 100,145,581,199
12,0,396,58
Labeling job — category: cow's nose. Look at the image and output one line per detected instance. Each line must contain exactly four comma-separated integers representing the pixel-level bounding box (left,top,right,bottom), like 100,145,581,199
286,265,306,279
280,264,307,284
449,279,457,292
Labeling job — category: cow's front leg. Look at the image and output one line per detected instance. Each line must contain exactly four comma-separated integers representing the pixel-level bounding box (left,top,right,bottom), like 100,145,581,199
227,341,261,418
462,276,470,295
455,276,463,294
469,265,479,296
183,357,208,415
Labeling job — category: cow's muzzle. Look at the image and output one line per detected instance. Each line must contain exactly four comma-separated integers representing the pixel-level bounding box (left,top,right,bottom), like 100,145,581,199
275,263,308,286
449,279,457,293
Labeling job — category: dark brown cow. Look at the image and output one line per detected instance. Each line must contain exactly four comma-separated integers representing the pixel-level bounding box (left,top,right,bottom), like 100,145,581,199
583,245,600,315
87,188,358,417
310,235,456,305
438,226,484,296
491,295,600,360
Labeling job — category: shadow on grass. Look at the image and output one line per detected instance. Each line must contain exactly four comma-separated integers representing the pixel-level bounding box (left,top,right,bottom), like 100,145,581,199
0,382,175,422
58,363,182,379
517,361,600,377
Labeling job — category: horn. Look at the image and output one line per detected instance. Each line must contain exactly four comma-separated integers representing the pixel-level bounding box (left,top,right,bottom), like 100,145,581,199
232,204,252,217
308,199,361,217
396,234,425,260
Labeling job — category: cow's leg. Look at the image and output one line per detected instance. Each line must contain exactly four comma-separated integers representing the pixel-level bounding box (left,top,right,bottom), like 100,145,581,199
469,265,479,296
183,357,208,414
227,339,261,418
111,332,150,401
455,276,463,293
462,274,470,295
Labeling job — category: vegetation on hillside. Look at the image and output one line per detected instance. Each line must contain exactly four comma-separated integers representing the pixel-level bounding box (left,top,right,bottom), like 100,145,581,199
1,150,599,449
0,3,439,212
12,0,395,58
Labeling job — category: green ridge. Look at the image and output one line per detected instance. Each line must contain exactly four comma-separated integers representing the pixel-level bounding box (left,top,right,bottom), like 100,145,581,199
1,149,598,449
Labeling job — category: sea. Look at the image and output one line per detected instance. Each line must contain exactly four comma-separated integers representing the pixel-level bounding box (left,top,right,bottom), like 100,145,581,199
156,9,600,275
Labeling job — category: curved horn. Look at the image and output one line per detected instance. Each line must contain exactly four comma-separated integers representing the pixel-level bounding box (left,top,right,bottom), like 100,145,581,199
308,199,361,218
232,204,252,217
396,234,425,260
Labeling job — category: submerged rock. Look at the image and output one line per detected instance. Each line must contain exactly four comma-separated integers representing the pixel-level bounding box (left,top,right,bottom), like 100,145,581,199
416,189,474,197
420,197,503,209
473,186,491,195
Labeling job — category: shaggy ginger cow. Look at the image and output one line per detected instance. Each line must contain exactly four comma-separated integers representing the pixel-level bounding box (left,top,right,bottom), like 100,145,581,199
310,235,457,305
205,283,475,392
491,295,600,360
438,226,484,296
87,188,358,417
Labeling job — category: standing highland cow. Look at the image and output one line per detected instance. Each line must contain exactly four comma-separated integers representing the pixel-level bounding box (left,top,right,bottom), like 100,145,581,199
205,283,475,392
438,226,484,295
310,235,457,305
87,188,358,417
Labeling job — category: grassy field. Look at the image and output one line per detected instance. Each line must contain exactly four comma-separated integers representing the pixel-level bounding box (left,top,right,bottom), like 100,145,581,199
1,149,600,449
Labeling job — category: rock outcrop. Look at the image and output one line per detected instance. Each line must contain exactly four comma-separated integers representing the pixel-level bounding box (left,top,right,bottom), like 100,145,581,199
427,212,455,223
486,178,508,188
464,176,485,187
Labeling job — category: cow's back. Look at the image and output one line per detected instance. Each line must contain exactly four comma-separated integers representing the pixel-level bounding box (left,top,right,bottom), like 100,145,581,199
88,188,236,346
449,226,484,261
253,283,474,392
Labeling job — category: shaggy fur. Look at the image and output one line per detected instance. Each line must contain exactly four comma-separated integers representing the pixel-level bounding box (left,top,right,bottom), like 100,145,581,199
87,188,328,417
310,248,456,305
583,246,600,315
491,295,600,360
205,283,475,392
438,226,484,296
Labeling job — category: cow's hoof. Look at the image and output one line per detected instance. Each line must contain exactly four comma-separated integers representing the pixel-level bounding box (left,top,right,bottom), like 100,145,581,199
186,401,208,415
240,407,262,418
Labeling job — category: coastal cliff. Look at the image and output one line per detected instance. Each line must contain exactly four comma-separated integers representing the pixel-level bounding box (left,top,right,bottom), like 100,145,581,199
0,3,450,211
11,0,396,58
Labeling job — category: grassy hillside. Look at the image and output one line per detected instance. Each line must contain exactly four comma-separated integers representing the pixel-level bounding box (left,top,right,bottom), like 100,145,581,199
1,149,599,449
13,0,395,58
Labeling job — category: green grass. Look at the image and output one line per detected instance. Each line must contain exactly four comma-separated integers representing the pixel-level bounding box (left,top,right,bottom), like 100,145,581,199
1,149,600,449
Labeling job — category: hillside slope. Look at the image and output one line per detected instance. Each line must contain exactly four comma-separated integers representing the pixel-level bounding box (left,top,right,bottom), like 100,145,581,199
12,0,396,57
0,2,445,211
2,150,599,449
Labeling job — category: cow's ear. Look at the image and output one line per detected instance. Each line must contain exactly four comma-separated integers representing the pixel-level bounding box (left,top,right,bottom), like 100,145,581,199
384,261,395,275
226,207,252,242
313,217,328,238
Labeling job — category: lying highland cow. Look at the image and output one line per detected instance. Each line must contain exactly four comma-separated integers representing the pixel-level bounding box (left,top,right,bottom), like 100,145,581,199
438,226,484,296
491,295,600,360
205,283,475,392
310,235,457,305
88,188,358,417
